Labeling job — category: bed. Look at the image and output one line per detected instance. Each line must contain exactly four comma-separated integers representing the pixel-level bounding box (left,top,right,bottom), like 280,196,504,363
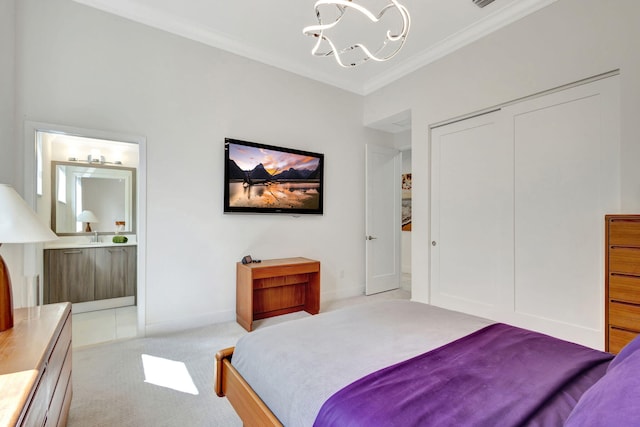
215,300,640,426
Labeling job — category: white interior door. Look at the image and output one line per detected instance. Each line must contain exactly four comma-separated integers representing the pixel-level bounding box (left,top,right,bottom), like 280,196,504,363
430,111,514,317
509,78,620,337
365,144,401,295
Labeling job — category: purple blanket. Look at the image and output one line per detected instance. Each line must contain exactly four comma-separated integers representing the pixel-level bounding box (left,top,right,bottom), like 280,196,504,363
314,323,612,427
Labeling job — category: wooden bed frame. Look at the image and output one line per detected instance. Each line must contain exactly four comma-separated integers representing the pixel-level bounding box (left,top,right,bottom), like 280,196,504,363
215,347,283,427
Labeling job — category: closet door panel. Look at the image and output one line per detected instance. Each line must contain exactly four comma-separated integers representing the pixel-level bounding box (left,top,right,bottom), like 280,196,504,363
510,78,620,336
430,111,513,316
429,75,619,348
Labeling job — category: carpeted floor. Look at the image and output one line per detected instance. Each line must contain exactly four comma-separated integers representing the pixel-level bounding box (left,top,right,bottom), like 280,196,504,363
68,289,410,426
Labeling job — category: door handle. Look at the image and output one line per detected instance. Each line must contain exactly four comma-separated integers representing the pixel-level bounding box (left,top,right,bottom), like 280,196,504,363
366,235,378,241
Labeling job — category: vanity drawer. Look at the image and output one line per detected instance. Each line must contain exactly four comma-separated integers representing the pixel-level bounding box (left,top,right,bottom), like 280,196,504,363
609,274,640,303
609,219,640,246
608,326,640,355
609,247,640,275
609,301,640,332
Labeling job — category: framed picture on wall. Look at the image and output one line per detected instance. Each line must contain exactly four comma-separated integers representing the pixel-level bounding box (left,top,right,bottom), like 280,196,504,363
402,173,411,231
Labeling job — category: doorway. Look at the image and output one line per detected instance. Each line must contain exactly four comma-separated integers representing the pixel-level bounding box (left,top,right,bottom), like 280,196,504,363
365,111,412,296
400,147,412,292
24,122,146,346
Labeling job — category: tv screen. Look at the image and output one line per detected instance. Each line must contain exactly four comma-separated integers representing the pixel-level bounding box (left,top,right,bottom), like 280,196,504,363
224,138,324,215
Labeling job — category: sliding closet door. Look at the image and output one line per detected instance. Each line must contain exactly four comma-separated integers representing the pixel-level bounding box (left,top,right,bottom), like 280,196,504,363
507,77,620,346
430,75,620,348
430,111,513,318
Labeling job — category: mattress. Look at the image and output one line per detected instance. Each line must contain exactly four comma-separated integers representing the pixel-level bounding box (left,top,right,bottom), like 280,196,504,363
231,300,493,426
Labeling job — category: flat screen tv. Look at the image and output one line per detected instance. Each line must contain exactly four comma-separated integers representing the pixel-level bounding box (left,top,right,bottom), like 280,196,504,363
224,138,324,215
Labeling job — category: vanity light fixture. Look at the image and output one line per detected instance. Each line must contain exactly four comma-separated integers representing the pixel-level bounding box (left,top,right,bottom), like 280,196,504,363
0,184,57,331
88,154,105,164
77,210,99,232
303,0,411,68
67,155,123,166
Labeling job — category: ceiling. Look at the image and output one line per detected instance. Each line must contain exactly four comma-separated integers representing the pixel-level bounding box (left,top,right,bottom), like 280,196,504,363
73,0,557,98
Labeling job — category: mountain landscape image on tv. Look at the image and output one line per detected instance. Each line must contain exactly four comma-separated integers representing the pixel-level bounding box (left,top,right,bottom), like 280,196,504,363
224,138,324,214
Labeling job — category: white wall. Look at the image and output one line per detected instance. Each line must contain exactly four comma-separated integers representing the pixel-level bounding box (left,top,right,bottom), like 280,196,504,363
0,0,15,185
363,0,640,304
13,0,390,333
0,0,28,309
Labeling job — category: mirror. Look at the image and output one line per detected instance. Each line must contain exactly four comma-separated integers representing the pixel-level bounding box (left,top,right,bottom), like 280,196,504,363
51,161,136,235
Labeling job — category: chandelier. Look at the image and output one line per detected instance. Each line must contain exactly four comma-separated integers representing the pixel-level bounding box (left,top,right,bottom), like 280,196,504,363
303,0,411,68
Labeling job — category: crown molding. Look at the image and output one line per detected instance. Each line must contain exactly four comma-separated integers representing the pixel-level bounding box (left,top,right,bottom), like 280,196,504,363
72,0,363,94
73,0,559,97
362,0,559,95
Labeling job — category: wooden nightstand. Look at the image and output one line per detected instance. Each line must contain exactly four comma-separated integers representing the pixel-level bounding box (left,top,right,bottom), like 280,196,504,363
236,257,320,331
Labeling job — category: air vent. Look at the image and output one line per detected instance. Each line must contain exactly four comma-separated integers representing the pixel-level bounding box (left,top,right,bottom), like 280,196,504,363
473,0,496,7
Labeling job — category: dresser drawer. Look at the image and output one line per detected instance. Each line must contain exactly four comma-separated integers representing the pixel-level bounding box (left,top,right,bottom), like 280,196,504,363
609,219,640,246
45,314,71,401
45,345,71,427
21,371,48,427
609,274,640,303
609,326,640,354
609,301,640,331
609,247,640,275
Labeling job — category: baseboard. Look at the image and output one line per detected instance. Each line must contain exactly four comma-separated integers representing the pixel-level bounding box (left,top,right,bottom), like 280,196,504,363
72,296,135,314
144,284,365,335
145,308,237,336
321,283,364,304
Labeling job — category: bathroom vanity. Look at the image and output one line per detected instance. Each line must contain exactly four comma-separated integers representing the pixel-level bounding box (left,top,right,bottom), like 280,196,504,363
43,159,138,311
44,241,136,307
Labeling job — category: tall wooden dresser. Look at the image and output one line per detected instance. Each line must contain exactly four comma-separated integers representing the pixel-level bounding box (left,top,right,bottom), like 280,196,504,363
605,215,640,353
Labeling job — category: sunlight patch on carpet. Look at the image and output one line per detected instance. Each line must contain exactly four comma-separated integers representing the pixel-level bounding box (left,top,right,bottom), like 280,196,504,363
141,354,199,395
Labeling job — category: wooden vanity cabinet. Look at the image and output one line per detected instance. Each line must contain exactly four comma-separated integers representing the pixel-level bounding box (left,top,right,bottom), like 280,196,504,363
45,246,136,304
95,247,136,300
45,248,95,303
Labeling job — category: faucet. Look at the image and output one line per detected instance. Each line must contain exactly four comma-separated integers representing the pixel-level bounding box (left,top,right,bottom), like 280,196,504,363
92,231,99,243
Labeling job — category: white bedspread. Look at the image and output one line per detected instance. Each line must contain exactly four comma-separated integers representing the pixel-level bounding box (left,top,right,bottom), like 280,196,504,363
231,300,493,426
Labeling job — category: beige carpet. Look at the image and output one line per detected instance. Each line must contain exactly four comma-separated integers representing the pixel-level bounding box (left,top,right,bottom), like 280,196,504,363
68,289,410,427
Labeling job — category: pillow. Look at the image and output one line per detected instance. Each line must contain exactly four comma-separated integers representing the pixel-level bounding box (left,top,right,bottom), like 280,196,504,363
564,337,640,426
607,333,640,372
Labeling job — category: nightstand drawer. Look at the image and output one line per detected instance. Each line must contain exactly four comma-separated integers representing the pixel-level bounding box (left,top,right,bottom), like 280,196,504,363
608,327,640,354
609,219,640,246
609,301,640,331
610,274,640,303
609,247,640,275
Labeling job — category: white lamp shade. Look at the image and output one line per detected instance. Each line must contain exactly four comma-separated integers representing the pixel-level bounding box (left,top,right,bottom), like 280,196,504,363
77,210,99,223
0,184,58,243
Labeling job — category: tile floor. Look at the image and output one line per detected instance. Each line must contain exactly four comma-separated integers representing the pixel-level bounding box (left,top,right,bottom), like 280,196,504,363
72,305,138,348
